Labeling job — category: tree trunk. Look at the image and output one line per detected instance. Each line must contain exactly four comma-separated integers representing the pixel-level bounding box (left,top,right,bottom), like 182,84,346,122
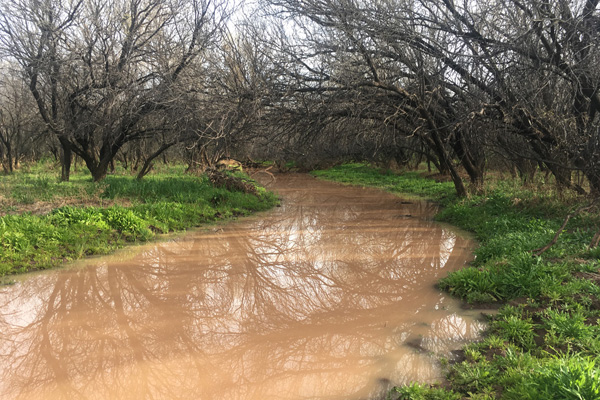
91,160,111,182
0,133,13,173
58,137,72,182
447,161,468,197
421,121,468,197
451,130,484,190
429,132,467,197
136,141,177,180
0,146,7,174
587,171,600,198
78,152,110,182
5,142,13,173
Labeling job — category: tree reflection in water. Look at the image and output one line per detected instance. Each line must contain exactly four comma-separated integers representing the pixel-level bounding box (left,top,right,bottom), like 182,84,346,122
0,175,484,400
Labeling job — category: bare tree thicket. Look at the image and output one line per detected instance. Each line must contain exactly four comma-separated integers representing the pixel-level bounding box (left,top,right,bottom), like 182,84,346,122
0,0,231,181
182,29,280,170
0,65,42,172
254,0,600,196
0,0,598,196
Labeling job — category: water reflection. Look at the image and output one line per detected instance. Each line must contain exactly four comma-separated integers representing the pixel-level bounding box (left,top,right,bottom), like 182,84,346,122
0,175,483,400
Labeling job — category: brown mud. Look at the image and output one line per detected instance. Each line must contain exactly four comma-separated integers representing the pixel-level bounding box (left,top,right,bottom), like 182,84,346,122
0,174,483,399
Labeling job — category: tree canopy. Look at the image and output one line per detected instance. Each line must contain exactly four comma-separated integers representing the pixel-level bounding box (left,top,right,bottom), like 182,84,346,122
0,0,598,196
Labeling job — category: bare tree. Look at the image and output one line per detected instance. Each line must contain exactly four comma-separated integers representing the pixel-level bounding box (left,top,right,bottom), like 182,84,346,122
0,0,231,181
0,63,42,173
252,0,600,196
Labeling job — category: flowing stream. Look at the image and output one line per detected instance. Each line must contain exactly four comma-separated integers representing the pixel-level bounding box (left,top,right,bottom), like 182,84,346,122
0,174,484,400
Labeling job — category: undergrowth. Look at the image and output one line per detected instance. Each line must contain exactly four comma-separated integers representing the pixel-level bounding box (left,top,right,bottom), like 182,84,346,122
0,162,277,276
314,163,600,400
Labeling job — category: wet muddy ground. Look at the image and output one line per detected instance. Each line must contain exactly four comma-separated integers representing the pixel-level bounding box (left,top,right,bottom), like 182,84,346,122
0,174,483,399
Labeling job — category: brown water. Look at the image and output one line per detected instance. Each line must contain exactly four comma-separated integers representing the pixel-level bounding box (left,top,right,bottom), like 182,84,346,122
0,174,483,400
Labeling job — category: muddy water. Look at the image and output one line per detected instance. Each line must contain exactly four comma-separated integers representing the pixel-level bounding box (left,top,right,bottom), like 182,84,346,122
0,174,483,400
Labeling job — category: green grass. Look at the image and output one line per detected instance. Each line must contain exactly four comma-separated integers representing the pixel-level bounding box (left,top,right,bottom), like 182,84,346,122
0,162,278,276
312,163,457,204
313,163,600,400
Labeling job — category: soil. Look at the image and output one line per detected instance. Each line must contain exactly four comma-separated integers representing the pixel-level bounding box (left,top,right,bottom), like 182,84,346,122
0,198,132,217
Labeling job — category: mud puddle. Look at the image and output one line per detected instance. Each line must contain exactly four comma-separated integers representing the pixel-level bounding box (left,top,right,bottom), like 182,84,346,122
0,174,483,399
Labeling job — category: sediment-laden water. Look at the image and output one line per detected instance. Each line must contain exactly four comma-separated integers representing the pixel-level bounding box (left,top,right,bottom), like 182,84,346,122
0,174,483,399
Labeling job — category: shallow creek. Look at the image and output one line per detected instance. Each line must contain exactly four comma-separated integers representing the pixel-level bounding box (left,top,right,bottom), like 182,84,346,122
0,174,484,400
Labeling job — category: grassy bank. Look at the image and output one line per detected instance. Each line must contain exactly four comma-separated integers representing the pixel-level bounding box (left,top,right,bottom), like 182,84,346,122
313,164,600,400
0,162,278,276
